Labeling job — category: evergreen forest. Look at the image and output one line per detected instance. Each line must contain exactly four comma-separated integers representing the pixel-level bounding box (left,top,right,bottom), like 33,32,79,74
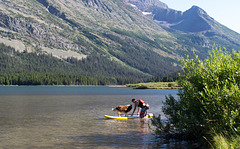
0,43,154,85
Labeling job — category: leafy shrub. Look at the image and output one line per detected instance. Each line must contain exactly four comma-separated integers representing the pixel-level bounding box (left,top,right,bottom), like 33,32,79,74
152,46,240,143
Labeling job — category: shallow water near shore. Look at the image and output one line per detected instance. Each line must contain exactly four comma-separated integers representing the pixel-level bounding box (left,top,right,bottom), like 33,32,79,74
0,86,179,148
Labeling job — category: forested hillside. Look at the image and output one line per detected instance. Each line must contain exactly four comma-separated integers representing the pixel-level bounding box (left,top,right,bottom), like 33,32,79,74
0,43,152,85
0,0,240,85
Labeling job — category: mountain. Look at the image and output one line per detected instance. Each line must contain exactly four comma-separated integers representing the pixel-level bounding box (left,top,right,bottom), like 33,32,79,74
0,0,240,84
171,6,212,32
132,0,240,46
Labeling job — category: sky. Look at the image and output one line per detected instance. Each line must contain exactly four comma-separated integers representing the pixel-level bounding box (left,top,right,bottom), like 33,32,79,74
158,0,240,34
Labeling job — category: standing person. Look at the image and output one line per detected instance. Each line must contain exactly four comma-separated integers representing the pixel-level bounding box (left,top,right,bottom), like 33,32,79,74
131,99,145,116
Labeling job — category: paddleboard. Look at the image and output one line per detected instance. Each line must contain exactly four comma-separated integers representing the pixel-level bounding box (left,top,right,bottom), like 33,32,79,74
104,113,154,119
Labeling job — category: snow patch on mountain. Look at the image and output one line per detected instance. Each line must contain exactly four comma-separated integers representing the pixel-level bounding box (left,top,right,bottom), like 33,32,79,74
129,3,137,8
142,11,152,15
154,20,183,27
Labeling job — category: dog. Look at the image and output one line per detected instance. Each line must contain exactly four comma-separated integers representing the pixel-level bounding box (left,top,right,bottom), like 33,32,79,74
112,104,132,117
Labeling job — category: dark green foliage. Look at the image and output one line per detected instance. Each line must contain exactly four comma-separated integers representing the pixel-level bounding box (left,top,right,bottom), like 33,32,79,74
0,72,147,86
155,71,181,82
152,47,240,144
0,73,127,85
0,43,151,85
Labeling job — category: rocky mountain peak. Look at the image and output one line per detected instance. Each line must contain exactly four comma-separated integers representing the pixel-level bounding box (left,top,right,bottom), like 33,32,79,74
184,5,210,18
128,0,215,32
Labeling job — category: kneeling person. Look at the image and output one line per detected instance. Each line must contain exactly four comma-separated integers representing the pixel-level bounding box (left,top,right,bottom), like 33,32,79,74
140,103,149,118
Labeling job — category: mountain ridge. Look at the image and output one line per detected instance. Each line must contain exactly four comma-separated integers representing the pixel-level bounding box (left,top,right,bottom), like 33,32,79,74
131,0,240,47
171,6,212,32
0,0,239,84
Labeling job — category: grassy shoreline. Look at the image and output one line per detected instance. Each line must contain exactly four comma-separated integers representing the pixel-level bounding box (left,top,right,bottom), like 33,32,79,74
0,83,180,89
126,82,180,89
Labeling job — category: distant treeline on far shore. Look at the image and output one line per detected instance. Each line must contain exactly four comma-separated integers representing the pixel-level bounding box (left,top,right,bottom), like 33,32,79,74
0,72,180,86
0,73,146,86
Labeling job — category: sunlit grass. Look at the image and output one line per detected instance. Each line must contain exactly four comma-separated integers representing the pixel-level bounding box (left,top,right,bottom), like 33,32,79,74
211,133,240,149
126,82,180,89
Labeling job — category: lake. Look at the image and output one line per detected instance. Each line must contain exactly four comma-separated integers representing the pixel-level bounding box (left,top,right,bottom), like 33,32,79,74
0,86,179,148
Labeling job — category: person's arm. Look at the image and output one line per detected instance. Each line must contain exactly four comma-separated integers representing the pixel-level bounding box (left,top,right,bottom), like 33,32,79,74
131,104,137,116
137,107,141,115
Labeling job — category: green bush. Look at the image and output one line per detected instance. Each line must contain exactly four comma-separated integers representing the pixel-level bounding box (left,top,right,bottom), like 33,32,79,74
152,46,240,143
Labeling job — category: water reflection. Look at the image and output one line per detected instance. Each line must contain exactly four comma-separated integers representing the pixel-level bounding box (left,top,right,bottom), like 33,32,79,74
63,119,155,148
0,87,178,148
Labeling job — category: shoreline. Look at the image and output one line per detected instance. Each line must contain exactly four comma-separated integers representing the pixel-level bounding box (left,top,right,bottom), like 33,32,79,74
0,83,180,90
126,82,180,89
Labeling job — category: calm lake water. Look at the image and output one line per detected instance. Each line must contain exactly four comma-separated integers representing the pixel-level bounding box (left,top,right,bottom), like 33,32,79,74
0,86,179,148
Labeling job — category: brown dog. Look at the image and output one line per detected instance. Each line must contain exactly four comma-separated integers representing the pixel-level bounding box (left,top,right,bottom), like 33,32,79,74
112,104,132,117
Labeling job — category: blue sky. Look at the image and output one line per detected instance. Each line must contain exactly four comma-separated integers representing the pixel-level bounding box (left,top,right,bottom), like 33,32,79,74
159,0,240,34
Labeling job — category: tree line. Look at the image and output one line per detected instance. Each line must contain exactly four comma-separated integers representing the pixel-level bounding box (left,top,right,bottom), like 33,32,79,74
0,43,152,85
0,73,143,86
